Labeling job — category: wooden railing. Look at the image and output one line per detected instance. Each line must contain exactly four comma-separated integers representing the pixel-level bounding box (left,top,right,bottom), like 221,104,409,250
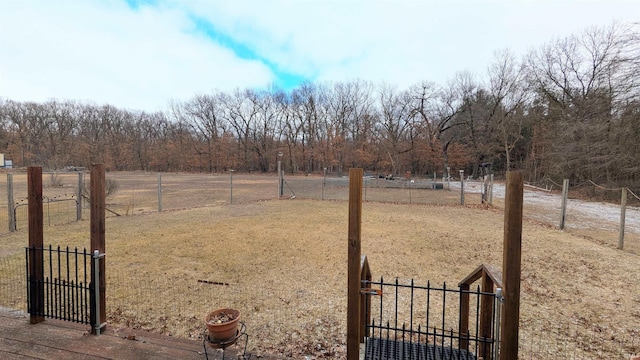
458,264,503,360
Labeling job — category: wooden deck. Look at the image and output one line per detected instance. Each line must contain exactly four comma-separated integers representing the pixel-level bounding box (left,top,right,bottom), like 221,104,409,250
0,309,278,359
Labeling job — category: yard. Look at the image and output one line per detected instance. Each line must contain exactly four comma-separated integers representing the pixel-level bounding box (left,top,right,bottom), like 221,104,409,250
0,172,638,358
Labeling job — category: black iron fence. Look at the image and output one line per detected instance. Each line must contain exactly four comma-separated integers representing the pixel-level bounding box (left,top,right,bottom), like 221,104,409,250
362,277,501,360
25,246,97,325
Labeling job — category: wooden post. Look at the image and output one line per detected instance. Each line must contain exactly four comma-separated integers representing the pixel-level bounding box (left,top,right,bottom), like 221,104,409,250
27,166,44,324
459,170,465,205
560,179,569,230
90,164,106,334
618,188,627,250
479,272,494,359
459,283,470,350
157,173,162,212
489,174,494,205
347,168,363,360
76,172,83,221
7,173,15,232
500,171,524,360
277,160,283,198
230,170,234,204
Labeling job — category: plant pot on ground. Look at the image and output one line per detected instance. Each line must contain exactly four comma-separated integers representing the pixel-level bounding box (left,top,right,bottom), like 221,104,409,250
205,308,240,341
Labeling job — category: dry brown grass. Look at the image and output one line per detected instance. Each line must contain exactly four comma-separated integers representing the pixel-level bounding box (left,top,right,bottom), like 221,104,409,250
1,175,639,358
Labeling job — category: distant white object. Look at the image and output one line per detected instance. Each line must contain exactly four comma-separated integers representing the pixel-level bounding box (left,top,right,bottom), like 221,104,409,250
410,180,415,184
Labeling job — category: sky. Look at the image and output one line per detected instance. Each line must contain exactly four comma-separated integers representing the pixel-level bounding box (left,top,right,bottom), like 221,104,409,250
0,0,638,112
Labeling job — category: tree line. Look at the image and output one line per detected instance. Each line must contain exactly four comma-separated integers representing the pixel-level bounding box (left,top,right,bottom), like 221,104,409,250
1,22,638,187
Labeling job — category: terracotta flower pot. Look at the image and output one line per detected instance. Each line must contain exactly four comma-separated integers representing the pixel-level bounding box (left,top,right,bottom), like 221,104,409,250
205,308,240,341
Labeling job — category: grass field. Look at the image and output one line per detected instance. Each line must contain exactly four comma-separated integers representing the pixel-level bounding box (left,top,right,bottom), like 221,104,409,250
0,172,639,358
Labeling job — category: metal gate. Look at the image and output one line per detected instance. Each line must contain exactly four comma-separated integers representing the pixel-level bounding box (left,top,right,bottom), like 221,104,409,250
26,245,103,329
361,277,502,360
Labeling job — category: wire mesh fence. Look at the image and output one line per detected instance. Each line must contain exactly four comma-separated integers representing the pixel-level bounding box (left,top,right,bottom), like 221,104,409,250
2,252,638,359
0,255,27,313
519,320,639,359
105,261,347,356
3,171,635,246
0,170,639,358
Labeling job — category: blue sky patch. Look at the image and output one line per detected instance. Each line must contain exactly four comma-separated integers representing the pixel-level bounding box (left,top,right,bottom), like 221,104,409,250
188,14,308,91
124,0,158,10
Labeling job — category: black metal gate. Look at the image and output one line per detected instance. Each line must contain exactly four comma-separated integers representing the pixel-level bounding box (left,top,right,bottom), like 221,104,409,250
25,246,97,325
362,277,501,360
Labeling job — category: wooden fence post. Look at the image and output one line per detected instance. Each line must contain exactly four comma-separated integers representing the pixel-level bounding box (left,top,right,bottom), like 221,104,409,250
7,173,15,232
460,170,465,205
277,160,283,198
500,171,523,360
618,188,627,250
27,166,44,324
76,172,83,221
90,164,106,334
560,179,569,229
230,170,234,204
157,173,163,212
347,168,363,360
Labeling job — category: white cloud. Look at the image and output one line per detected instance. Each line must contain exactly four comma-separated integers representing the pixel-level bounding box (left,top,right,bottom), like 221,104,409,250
180,0,640,87
0,0,275,111
1,0,638,112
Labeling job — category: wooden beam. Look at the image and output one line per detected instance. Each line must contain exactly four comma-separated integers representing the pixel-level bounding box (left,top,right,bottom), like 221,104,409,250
90,164,106,333
28,166,44,324
458,283,470,351
479,271,494,359
500,171,524,360
347,168,363,360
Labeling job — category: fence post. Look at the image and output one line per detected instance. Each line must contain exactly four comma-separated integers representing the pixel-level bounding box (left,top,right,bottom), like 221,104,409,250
322,167,326,201
27,166,44,324
347,168,363,360
76,172,83,221
7,173,15,232
277,160,283,198
500,171,523,360
157,173,162,212
560,179,569,230
480,271,495,359
482,175,488,204
618,188,627,250
92,250,106,335
230,170,234,204
489,174,494,205
90,164,106,334
460,170,465,205
493,288,503,360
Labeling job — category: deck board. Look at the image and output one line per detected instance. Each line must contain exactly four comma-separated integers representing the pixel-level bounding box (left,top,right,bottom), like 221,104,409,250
0,310,274,360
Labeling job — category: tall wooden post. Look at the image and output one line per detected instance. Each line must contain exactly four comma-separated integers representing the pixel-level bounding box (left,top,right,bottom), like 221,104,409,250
28,166,44,324
90,164,106,333
76,172,83,221
28,167,44,323
500,171,524,360
560,179,569,229
7,173,15,232
459,170,465,205
618,188,627,250
277,160,283,198
347,168,363,360
157,173,163,212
